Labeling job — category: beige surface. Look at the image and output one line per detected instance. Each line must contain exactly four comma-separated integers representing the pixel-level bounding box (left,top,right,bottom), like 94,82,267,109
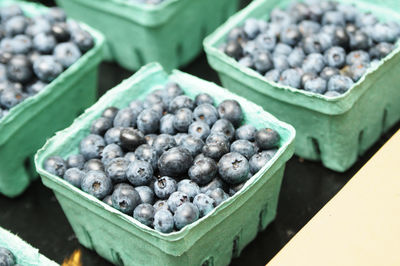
268,130,400,266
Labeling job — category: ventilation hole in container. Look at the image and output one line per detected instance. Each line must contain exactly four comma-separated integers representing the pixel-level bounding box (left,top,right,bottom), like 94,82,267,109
310,137,321,159
176,43,183,63
111,249,124,266
232,235,240,258
134,48,145,67
358,130,364,155
201,256,214,266
258,204,268,232
82,227,94,249
382,108,388,133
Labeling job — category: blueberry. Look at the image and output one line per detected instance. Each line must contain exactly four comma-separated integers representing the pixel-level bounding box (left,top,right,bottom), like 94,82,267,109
72,29,94,53
193,103,219,127
255,128,280,150
369,42,394,60
113,108,134,127
320,67,340,80
235,124,257,141
154,209,174,233
104,127,122,145
160,113,176,135
177,179,200,201
302,35,323,54
202,137,229,160
154,176,177,199
81,170,112,199
224,41,243,60
200,177,226,194
152,134,177,156
300,72,317,89
46,7,67,23
5,16,28,36
324,46,346,68
188,157,217,185
44,156,67,177
243,18,260,39
229,181,247,196
145,134,158,146
0,5,23,21
249,149,277,174
298,20,321,36
135,186,155,204
33,55,63,82
32,33,55,54
188,121,210,140
211,119,235,142
51,22,70,42
217,99,243,127
253,50,273,73
124,152,137,163
119,128,145,151
153,200,169,212
174,133,188,146
349,31,370,50
25,17,51,37
167,191,189,213
194,93,213,106
127,160,153,186
53,42,81,68
280,24,301,46
66,154,85,169
168,95,194,113
105,157,130,183
226,26,246,43
83,159,104,172
144,92,165,109
158,147,193,177
134,144,158,169
137,108,160,134
254,33,276,52
101,143,123,165
180,135,204,157
63,167,85,187
332,27,350,48
6,55,32,84
26,80,47,95
11,34,32,54
129,100,144,116
287,47,305,68
174,202,199,230
302,53,326,74
193,193,215,217
322,11,345,26
279,68,301,88
111,183,141,214
0,88,24,109
304,77,327,94
350,63,368,82
79,134,105,159
270,8,292,26
161,82,183,105
133,203,155,226
230,140,256,159
218,152,249,185
355,12,378,28
90,117,112,136
324,90,342,98
264,69,280,82
346,50,370,65
102,106,119,121
206,188,229,206
102,195,112,206
0,247,15,266
327,75,354,94
173,108,193,132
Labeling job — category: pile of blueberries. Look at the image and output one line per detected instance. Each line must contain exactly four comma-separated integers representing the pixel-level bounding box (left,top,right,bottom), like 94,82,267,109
0,4,94,119
44,82,280,233
223,0,400,97
0,247,16,265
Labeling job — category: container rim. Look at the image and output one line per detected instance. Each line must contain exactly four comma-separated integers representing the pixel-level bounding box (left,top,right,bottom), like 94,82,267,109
203,0,400,115
35,63,295,254
0,1,105,133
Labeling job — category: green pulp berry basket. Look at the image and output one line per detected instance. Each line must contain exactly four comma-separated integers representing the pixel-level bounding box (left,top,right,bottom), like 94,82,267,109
35,63,295,266
0,227,58,266
54,0,239,71
204,0,400,172
0,0,105,197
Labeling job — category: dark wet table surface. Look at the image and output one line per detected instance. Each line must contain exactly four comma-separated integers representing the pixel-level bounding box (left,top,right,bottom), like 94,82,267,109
1,0,399,265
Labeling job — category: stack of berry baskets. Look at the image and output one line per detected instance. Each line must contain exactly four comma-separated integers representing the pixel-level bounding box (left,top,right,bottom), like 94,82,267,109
35,63,295,266
204,0,400,172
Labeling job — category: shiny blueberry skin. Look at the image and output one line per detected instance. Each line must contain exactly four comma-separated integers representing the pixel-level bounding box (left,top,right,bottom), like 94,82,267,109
188,157,217,185
66,154,85,169
218,152,250,185
174,202,199,230
53,42,82,68
194,93,214,106
168,95,194,113
327,75,354,94
72,29,94,53
253,50,273,73
152,134,177,156
158,147,193,177
154,209,174,233
51,22,70,42
137,108,160,134
202,140,229,161
230,140,257,159
133,203,155,226
102,106,119,121
113,108,134,127
104,127,122,145
159,113,176,135
83,159,104,172
217,99,243,127
304,77,327,94
177,179,200,201
79,134,105,160
193,193,215,217
211,119,235,142
63,167,85,187
349,31,370,50
193,103,219,127
111,183,141,214
235,124,257,141
279,68,301,88
44,156,67,177
33,55,63,82
180,135,204,157
167,191,189,213
135,186,155,204
188,121,210,140
249,149,277,174
119,128,145,151
81,170,112,200
134,144,158,169
173,108,193,132
90,117,112,136
154,176,177,199
127,160,153,186
224,41,243,60
206,188,229,206
255,128,280,150
6,55,33,84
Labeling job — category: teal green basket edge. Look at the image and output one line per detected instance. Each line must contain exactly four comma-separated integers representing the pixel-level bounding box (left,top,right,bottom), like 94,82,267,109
35,62,295,257
0,227,58,266
0,0,106,144
203,0,400,116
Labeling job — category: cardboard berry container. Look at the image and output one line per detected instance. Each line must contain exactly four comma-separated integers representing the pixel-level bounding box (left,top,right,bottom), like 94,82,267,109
204,0,400,172
35,63,295,266
0,0,105,197
0,227,58,266
54,0,239,71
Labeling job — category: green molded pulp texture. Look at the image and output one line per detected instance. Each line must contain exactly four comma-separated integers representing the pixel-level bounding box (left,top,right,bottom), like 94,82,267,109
35,63,295,266
55,0,239,71
204,0,400,172
0,227,58,265
0,1,105,197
